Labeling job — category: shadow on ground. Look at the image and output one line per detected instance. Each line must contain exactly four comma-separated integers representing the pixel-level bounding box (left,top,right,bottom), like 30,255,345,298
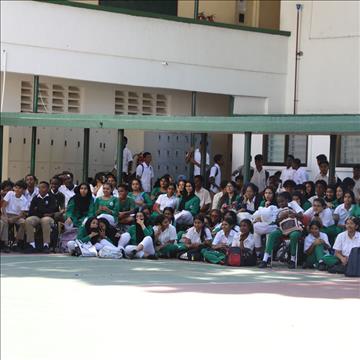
1,254,359,299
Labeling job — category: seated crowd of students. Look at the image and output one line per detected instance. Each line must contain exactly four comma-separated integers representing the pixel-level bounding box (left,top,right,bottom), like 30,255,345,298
1,152,359,275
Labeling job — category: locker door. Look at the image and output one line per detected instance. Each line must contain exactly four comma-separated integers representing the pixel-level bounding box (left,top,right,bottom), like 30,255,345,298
49,127,65,163
36,127,51,162
8,127,24,162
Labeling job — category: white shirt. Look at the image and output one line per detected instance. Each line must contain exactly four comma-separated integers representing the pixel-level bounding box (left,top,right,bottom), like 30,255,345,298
250,168,267,193
313,173,328,184
113,146,133,173
304,232,330,252
24,187,39,205
209,163,221,194
155,194,179,211
231,233,255,251
184,226,212,244
333,231,360,257
280,167,296,183
153,224,177,244
3,191,28,215
304,207,335,227
293,167,308,185
136,162,154,193
353,178,360,201
212,191,224,210
193,149,210,176
253,205,278,224
334,204,353,226
195,187,212,208
59,185,77,208
212,229,238,246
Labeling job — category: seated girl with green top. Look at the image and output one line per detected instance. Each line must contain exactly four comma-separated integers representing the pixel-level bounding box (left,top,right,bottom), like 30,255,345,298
349,198,360,218
128,179,152,211
117,184,136,226
123,211,156,259
303,220,332,270
64,183,94,229
174,181,200,226
150,175,170,202
259,186,277,208
153,214,179,258
94,183,120,227
324,185,337,211
334,185,345,208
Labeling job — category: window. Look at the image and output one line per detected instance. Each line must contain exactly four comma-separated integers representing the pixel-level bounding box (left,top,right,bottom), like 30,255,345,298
263,135,308,165
115,90,169,115
337,136,360,166
20,81,81,113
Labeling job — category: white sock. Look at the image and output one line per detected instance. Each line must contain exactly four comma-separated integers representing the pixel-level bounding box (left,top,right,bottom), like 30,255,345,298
30,242,36,248
291,255,296,262
263,253,270,262
44,243,49,248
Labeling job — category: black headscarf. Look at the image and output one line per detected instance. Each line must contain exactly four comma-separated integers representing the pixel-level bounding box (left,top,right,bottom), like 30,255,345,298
72,183,92,217
178,182,196,211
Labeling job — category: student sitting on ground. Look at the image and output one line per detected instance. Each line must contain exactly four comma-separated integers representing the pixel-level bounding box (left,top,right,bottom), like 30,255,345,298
25,181,59,253
175,181,200,226
333,190,355,231
334,184,345,207
65,182,94,230
117,184,136,227
94,183,120,227
202,216,238,264
128,179,152,211
123,211,156,259
50,176,66,222
151,175,170,202
304,197,341,245
206,209,222,236
218,181,238,214
24,174,39,204
236,183,261,222
230,219,257,266
177,214,212,261
59,171,77,208
0,180,28,252
292,191,312,211
153,214,178,258
308,180,327,204
303,220,332,270
259,186,277,208
194,175,212,214
304,181,316,200
152,183,178,218
324,217,360,273
259,192,304,269
324,184,337,211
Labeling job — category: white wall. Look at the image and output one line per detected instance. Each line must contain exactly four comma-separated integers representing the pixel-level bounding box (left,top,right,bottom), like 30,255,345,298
0,0,288,104
280,0,360,179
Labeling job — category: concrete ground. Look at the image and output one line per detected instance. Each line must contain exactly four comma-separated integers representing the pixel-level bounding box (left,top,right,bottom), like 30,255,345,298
1,254,359,360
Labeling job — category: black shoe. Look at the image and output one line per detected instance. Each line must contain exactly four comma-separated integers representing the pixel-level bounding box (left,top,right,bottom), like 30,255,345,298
23,243,35,254
73,246,82,257
288,260,296,269
1,244,11,253
258,261,268,269
42,245,50,254
317,262,327,271
146,254,158,260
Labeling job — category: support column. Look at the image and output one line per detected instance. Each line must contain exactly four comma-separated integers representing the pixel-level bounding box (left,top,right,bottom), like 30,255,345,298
243,132,252,183
82,128,90,182
0,125,3,181
116,129,124,185
189,91,197,181
30,75,39,175
329,135,337,185
200,133,207,180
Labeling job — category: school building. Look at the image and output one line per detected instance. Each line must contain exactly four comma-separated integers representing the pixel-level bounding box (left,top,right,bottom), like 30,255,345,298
1,0,359,183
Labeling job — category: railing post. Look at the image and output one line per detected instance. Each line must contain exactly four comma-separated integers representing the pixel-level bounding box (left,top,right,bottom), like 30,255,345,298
116,129,124,184
329,135,337,185
243,132,252,183
30,75,39,175
82,128,90,182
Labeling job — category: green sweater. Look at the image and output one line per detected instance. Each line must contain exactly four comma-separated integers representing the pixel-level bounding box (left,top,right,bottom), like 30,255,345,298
77,225,112,244
350,204,360,218
127,225,153,245
118,196,136,212
65,197,95,228
178,195,200,217
94,196,120,224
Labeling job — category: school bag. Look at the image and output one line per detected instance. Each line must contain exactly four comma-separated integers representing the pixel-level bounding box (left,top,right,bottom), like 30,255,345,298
345,247,360,277
205,165,219,190
226,247,241,266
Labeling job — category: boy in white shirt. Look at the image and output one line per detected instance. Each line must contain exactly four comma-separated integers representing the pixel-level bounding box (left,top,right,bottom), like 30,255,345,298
209,154,223,194
136,152,154,193
0,180,28,252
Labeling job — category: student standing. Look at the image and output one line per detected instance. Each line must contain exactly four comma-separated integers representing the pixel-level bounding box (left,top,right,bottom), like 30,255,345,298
208,154,223,194
250,154,269,193
292,158,308,185
136,152,154,193
280,155,296,184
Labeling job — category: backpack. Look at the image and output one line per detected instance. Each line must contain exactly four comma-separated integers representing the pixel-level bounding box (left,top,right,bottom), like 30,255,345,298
226,247,241,266
205,165,219,190
345,247,360,277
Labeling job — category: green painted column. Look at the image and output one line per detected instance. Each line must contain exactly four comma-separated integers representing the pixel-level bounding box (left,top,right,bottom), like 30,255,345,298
194,0,199,19
30,75,39,175
82,128,90,182
243,132,252,183
189,91,197,181
0,125,3,181
116,129,124,185
329,135,337,185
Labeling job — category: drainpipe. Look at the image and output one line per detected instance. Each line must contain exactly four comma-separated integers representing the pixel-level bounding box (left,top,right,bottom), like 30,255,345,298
293,4,303,115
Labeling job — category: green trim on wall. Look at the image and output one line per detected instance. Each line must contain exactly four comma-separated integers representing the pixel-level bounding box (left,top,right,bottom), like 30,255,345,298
36,0,291,37
1,113,359,135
